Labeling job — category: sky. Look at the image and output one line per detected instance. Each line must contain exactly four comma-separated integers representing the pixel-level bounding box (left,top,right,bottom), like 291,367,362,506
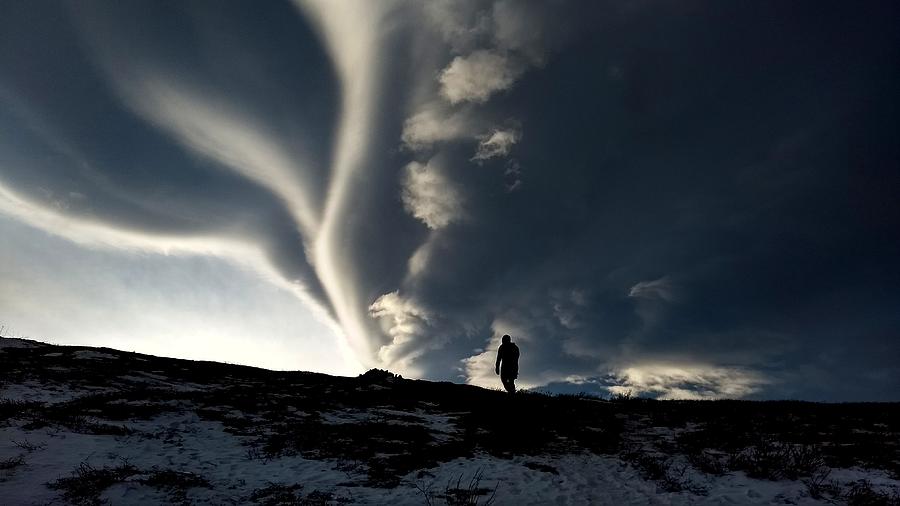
1,1,898,401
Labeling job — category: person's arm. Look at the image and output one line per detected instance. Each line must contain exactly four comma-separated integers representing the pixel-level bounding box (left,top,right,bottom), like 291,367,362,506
495,346,502,375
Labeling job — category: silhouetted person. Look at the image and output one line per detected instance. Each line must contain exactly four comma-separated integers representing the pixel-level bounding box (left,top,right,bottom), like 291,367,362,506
495,334,519,394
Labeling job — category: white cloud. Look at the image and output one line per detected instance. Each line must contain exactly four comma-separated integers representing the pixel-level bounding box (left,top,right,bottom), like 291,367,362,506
608,363,770,400
628,276,676,302
424,0,492,54
401,105,476,151
399,0,560,195
370,291,430,340
461,345,502,389
401,160,464,229
369,291,432,376
0,181,232,257
472,127,521,161
439,50,523,104
625,276,677,341
0,181,346,337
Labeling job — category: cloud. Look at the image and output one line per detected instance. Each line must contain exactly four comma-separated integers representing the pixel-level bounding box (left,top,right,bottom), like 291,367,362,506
461,346,503,389
432,0,554,105
65,2,337,241
432,0,556,106
397,0,565,208
369,291,432,374
107,75,322,236
628,276,676,302
439,50,524,104
401,105,477,152
502,160,523,192
423,0,492,54
0,213,360,375
472,127,521,161
1,1,366,366
0,179,343,347
552,289,588,330
606,363,772,400
0,1,897,402
401,160,465,230
294,0,407,363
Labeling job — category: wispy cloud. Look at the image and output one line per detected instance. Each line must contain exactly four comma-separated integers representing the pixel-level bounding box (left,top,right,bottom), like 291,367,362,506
0,212,359,375
294,0,402,363
629,276,676,302
472,127,521,161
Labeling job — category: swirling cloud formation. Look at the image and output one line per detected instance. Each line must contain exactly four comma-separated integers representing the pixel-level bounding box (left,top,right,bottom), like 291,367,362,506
1,1,898,400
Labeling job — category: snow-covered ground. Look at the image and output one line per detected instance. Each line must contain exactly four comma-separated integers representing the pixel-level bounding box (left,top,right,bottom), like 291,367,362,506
1,337,898,505
6,418,889,506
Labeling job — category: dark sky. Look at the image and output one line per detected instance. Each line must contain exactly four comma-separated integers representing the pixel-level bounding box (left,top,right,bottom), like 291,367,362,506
1,1,897,400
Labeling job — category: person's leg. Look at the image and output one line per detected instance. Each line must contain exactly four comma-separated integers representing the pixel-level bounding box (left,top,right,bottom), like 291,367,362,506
501,376,515,394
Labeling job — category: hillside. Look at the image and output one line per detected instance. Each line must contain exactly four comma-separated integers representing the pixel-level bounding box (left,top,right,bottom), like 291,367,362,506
1,337,898,505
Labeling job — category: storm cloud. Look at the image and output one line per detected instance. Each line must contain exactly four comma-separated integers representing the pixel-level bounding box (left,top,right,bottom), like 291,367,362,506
1,1,898,400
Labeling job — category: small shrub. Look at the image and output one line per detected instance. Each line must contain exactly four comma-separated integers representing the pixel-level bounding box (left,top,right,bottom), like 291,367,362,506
627,453,707,494
49,461,139,506
0,454,25,470
143,469,210,503
415,468,498,506
11,438,46,452
788,444,827,479
143,469,210,489
443,468,498,506
248,483,345,506
22,400,133,436
802,467,841,501
842,479,900,506
49,462,211,506
245,443,267,462
249,482,304,505
304,489,338,505
0,399,39,421
609,390,634,402
335,457,366,479
730,441,825,480
687,450,728,476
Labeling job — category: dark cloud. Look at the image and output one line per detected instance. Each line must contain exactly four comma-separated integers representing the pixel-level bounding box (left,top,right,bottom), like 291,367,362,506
1,1,897,400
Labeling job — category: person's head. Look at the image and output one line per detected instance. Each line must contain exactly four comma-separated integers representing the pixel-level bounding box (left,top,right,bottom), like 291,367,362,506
502,334,511,344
